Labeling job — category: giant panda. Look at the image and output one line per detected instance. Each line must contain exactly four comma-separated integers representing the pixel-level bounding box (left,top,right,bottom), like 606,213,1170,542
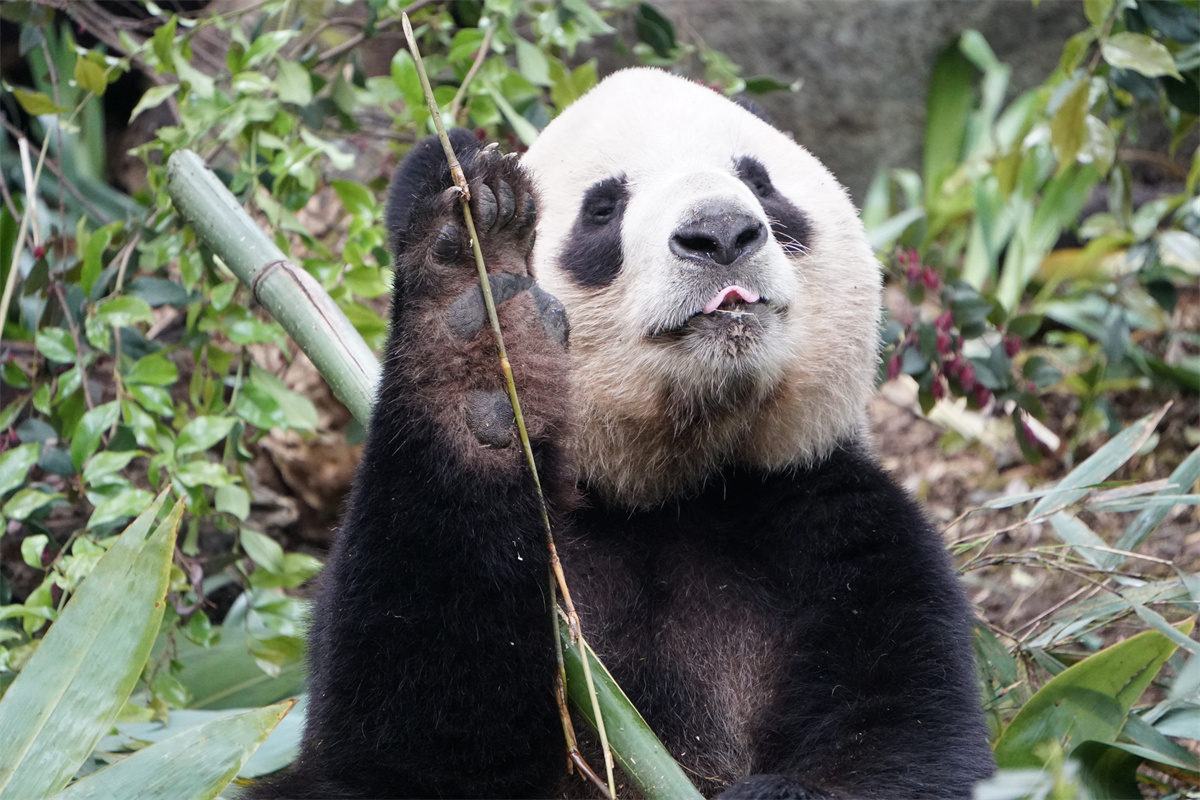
247,68,994,799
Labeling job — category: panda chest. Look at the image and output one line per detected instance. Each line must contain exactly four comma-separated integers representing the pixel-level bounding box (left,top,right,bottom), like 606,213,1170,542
564,536,789,790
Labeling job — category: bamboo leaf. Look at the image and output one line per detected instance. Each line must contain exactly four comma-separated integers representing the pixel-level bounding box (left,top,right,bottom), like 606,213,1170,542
1026,407,1166,520
993,621,1194,769
0,493,181,799
49,702,293,800
1104,445,1200,567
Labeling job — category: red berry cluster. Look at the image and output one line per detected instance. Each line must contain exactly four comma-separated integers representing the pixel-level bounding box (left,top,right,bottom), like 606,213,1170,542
898,248,940,292
888,249,996,411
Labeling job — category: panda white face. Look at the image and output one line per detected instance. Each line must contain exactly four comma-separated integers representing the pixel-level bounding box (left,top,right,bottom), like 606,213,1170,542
521,68,883,506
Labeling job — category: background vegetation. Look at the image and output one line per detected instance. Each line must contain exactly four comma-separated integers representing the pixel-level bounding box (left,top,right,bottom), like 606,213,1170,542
0,0,1196,798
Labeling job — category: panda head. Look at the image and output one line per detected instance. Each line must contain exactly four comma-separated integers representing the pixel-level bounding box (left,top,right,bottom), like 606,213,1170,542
521,68,882,507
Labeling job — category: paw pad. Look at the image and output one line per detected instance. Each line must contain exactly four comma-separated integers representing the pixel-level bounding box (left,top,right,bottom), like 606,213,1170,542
445,273,534,341
465,390,514,448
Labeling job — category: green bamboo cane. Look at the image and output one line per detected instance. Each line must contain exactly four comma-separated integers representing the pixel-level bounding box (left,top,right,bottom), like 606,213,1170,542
165,149,703,800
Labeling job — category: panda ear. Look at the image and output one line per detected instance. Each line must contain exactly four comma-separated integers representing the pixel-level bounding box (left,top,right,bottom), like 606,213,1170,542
732,95,774,126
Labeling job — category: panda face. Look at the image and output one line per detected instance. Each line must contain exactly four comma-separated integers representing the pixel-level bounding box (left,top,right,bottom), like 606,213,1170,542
522,68,883,505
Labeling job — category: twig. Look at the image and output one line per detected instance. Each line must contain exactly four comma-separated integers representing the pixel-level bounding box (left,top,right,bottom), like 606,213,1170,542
50,283,95,412
401,14,616,798
317,2,436,65
1,134,53,344
449,21,496,124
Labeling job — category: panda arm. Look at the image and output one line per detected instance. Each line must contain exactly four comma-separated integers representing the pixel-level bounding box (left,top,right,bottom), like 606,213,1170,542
245,132,572,799
725,452,994,800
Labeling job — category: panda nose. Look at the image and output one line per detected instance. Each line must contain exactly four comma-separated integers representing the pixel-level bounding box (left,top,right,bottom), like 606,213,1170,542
670,211,767,267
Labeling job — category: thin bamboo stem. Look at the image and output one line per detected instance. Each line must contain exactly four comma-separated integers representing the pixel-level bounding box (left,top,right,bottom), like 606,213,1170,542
400,14,616,797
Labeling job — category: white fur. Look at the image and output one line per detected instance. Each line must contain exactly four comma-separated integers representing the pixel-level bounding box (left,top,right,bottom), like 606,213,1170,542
522,68,882,507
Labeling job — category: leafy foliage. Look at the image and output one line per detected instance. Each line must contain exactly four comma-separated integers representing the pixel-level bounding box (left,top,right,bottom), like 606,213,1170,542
866,0,1199,455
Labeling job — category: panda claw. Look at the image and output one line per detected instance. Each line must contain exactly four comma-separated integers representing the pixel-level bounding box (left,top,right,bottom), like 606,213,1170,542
516,195,537,239
464,389,514,448
496,181,516,229
473,183,498,232
432,224,461,263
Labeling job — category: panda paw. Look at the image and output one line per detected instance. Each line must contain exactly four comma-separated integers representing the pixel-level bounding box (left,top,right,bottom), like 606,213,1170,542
390,136,570,457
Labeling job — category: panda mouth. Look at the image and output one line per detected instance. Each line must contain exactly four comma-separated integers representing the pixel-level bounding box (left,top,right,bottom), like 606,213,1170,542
648,284,781,341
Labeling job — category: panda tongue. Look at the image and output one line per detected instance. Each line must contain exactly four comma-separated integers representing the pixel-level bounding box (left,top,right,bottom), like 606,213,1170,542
703,285,760,314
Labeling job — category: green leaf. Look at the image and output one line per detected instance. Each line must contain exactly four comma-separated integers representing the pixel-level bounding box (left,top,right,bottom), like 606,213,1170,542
245,366,318,431
993,621,1193,769
126,351,179,386
923,38,975,205
49,702,293,800
515,37,552,87
73,56,107,97
4,488,62,521
1026,408,1165,520
0,443,39,497
83,450,138,484
485,81,539,146
95,296,154,328
70,401,121,471
0,494,179,800
151,619,304,710
1101,32,1183,79
634,3,677,59
176,416,238,457
20,534,48,568
80,225,113,296
1084,0,1113,26
1048,512,1108,567
35,328,77,364
240,528,284,574
1106,446,1200,566
215,485,251,520
88,487,156,530
12,88,65,115
331,180,375,218
275,59,312,106
130,84,180,122
1050,79,1091,168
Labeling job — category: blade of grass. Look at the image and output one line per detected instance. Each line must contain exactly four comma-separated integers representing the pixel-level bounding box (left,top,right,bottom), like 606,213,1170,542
0,493,181,799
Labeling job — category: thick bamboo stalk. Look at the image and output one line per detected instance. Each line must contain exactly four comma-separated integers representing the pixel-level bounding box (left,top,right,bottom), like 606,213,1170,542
560,614,704,799
165,147,702,800
165,150,380,424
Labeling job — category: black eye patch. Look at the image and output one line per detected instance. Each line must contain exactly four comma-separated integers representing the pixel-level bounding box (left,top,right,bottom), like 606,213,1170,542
560,176,628,289
735,156,812,254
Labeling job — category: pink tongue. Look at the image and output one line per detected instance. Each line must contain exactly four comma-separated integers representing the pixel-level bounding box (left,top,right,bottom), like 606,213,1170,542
703,285,760,314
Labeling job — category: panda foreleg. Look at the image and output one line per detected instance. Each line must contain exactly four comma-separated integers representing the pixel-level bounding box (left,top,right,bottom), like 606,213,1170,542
250,134,573,799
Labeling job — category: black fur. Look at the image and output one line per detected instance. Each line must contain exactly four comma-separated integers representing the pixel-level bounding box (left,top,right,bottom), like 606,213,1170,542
566,447,993,798
559,176,628,288
735,156,812,254
246,130,993,799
